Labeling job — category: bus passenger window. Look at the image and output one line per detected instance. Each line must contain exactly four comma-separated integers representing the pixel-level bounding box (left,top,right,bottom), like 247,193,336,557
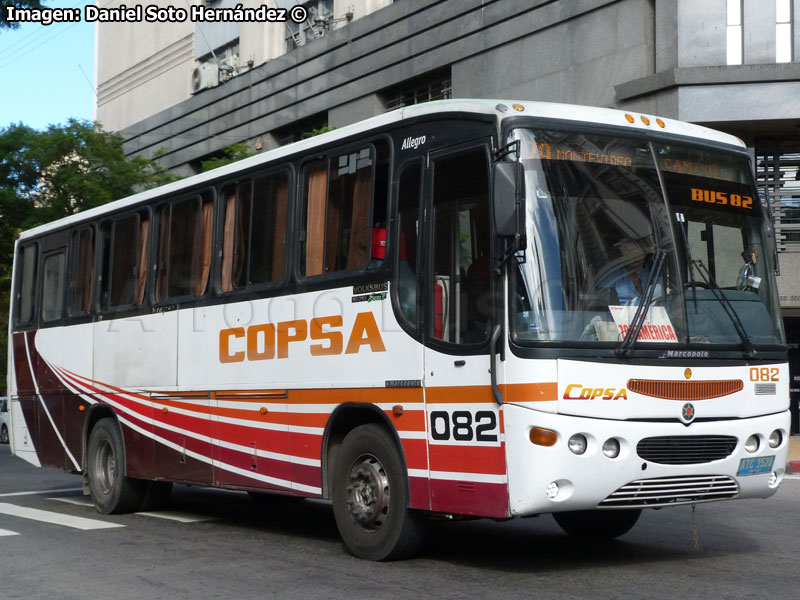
302,147,373,276
100,213,148,310
15,244,38,326
156,196,213,300
69,227,94,315
41,251,66,323
221,172,288,291
430,148,491,345
396,161,422,327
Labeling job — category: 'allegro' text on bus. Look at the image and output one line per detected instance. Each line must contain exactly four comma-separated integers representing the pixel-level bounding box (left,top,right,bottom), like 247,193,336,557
219,312,386,363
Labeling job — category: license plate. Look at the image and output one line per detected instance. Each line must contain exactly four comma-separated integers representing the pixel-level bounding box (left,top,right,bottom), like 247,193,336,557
737,455,775,476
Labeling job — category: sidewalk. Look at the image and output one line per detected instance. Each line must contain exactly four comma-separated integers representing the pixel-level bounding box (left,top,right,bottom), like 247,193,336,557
787,435,800,474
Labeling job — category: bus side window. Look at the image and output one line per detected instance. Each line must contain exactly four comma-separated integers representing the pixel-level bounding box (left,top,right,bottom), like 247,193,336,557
221,172,289,291
430,148,491,345
302,147,373,276
41,250,66,323
156,195,213,300
14,243,38,327
395,161,422,329
69,227,94,316
99,212,149,310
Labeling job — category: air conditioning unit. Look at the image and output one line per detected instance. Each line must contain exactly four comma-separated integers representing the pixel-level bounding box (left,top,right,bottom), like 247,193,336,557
190,63,219,94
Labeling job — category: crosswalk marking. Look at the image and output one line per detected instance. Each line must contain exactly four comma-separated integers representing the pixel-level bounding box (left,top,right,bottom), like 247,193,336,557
0,503,125,530
49,497,95,507
0,528,21,537
136,510,217,523
0,487,83,498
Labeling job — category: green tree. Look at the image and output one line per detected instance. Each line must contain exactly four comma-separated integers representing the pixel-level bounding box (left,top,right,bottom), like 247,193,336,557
0,119,179,393
200,142,254,172
1,1,47,31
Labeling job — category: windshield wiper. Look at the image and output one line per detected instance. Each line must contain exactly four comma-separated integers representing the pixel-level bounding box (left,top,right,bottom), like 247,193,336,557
689,259,756,358
616,250,666,358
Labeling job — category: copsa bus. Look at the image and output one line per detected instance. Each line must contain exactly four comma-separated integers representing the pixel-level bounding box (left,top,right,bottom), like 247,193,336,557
6,99,789,560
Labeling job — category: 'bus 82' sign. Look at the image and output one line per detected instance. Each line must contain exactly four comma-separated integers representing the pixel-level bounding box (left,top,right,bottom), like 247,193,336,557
428,408,499,444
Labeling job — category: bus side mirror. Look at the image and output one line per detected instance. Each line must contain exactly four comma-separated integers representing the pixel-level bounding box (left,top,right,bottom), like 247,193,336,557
493,161,525,245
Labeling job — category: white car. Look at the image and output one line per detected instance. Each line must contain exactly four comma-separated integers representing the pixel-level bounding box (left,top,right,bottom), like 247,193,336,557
0,397,8,444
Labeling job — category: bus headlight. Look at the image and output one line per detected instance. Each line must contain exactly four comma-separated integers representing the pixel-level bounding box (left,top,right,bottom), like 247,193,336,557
745,435,760,453
768,430,783,449
568,434,587,455
602,438,620,459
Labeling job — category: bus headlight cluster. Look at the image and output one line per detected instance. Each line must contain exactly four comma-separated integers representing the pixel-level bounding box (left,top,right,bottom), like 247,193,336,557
568,434,587,455
768,430,783,449
744,435,760,453
602,438,621,459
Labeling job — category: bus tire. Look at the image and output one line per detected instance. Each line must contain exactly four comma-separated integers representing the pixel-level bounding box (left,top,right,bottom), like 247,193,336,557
0,424,8,444
331,424,425,560
86,418,146,514
553,509,641,540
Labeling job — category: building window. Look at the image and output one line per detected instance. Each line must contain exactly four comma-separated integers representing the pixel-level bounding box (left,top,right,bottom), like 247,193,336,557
273,112,329,146
285,0,333,51
726,0,743,65
381,68,452,112
776,0,793,63
757,144,800,253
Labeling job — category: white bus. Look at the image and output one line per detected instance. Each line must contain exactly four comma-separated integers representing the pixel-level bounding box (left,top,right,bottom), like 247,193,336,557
6,99,789,560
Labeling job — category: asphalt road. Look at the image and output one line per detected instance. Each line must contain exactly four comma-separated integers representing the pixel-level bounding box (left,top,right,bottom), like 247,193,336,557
1,443,799,600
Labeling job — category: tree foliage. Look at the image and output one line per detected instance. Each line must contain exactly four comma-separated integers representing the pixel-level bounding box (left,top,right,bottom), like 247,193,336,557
0,0,46,31
0,119,179,393
200,142,255,172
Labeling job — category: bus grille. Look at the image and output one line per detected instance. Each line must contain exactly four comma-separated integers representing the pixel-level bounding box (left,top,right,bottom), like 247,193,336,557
627,379,743,400
599,475,739,509
637,435,738,465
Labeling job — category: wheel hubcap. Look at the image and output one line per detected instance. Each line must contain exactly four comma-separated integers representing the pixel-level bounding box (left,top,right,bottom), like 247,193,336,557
345,453,390,531
94,440,116,495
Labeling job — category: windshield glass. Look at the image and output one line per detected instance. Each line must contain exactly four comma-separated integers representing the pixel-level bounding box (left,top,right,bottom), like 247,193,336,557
510,128,784,349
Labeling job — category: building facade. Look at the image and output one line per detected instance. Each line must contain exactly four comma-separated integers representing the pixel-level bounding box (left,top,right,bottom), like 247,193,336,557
96,0,800,365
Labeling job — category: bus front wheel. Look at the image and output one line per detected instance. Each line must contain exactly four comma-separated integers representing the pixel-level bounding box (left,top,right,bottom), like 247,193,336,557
331,424,425,560
87,418,146,514
553,509,641,539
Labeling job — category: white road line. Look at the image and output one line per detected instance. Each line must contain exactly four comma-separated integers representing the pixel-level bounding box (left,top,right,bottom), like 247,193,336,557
0,529,20,537
0,488,83,498
136,511,217,523
49,497,95,507
0,503,125,530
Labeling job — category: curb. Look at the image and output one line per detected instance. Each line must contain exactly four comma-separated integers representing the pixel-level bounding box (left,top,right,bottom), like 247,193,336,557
787,461,800,474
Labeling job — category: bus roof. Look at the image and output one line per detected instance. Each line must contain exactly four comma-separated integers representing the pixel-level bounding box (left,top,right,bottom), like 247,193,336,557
19,99,744,240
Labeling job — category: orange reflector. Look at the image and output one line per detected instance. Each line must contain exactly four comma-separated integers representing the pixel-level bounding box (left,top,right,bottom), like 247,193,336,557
260,407,268,415
656,118,666,128
392,405,404,416
78,405,85,411
641,116,650,125
162,407,169,414
530,427,558,447
624,114,635,123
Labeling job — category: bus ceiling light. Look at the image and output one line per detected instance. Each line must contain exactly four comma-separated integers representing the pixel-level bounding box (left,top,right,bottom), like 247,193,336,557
745,434,760,453
530,427,558,447
568,434,587,455
602,438,620,459
624,114,635,123
768,429,783,448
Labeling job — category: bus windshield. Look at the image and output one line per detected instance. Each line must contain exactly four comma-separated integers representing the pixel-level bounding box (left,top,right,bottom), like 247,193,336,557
510,128,784,350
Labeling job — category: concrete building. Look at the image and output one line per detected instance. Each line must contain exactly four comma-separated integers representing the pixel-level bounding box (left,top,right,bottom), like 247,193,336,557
96,0,800,360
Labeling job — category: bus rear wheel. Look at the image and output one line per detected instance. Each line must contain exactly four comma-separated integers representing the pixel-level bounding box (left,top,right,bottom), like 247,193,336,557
87,418,146,514
553,509,641,539
331,424,425,560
